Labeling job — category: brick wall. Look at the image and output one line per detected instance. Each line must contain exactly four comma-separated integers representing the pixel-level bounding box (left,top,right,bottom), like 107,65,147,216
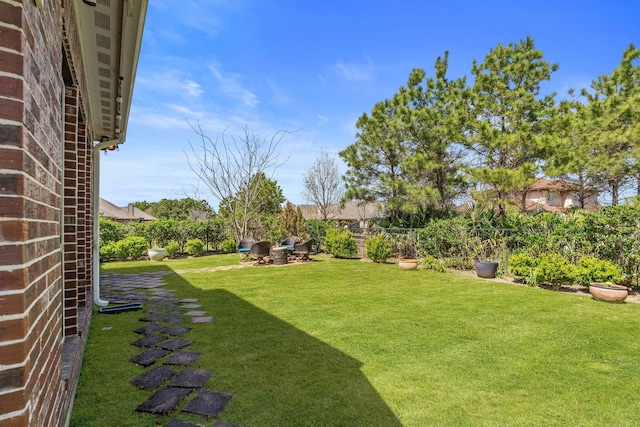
0,1,94,426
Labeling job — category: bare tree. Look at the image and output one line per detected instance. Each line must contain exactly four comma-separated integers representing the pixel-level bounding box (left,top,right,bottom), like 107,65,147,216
302,149,344,220
186,121,290,241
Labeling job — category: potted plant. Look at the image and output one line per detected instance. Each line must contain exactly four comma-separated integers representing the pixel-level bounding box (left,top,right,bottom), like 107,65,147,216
473,238,501,278
395,232,419,270
576,256,627,302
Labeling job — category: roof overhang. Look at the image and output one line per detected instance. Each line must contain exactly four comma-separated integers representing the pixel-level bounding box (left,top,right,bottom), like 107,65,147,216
72,0,148,145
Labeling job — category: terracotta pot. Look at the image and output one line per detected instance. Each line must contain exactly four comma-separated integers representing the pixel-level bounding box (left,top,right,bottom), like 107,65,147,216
148,248,166,261
474,260,498,278
589,283,628,303
399,259,418,270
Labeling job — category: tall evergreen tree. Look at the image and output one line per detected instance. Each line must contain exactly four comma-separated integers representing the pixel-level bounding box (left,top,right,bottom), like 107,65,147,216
466,36,558,215
393,51,469,213
582,43,640,205
339,99,409,223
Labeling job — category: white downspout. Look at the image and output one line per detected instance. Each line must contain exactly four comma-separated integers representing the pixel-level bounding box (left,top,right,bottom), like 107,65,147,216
92,140,118,306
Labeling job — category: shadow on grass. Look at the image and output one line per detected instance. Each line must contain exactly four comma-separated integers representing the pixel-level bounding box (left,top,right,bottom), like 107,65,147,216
172,279,402,426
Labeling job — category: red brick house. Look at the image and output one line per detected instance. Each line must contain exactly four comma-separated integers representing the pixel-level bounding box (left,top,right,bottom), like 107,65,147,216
0,1,147,425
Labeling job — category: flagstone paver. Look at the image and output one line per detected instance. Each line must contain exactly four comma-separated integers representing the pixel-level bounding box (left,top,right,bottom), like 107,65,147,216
184,310,207,317
170,369,211,388
159,338,193,351
131,348,172,367
136,387,192,414
163,351,202,366
131,366,177,390
191,316,213,324
132,334,168,348
182,390,233,418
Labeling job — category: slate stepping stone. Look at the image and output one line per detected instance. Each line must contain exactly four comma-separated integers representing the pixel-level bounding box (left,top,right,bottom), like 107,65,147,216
133,334,168,348
163,351,202,366
163,325,192,336
140,314,168,322
170,369,211,388
145,307,165,314
130,366,177,390
191,316,213,324
180,298,198,303
182,390,233,418
134,323,165,335
166,420,201,427
184,310,207,317
164,316,186,324
181,303,202,309
160,338,193,351
136,387,192,414
164,309,184,316
131,348,171,367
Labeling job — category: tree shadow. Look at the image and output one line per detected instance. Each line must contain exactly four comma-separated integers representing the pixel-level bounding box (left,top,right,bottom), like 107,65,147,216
182,286,402,426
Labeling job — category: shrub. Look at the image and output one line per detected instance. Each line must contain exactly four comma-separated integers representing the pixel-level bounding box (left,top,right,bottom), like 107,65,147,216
165,241,181,257
325,228,358,259
114,236,147,260
509,253,538,278
576,256,624,287
185,238,205,256
99,241,118,260
366,235,392,263
535,252,578,289
220,238,237,254
421,255,446,273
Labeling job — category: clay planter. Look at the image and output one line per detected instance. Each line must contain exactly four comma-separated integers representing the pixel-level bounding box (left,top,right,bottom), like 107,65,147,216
148,248,166,261
474,260,498,278
589,283,628,303
398,259,418,270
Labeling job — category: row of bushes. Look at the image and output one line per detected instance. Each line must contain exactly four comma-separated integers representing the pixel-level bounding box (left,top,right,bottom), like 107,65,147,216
333,206,640,288
99,216,337,261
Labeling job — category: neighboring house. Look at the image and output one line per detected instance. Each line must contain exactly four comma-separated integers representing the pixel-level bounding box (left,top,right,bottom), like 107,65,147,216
298,201,381,228
0,2,147,426
520,178,600,212
100,198,157,222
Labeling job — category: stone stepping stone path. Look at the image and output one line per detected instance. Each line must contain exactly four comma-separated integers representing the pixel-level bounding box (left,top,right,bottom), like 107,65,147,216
99,272,236,425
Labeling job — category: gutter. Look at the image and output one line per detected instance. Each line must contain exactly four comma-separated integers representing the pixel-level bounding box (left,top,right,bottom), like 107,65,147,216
91,139,119,306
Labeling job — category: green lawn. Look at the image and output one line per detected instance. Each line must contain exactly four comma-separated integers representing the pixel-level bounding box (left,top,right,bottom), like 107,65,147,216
71,254,640,426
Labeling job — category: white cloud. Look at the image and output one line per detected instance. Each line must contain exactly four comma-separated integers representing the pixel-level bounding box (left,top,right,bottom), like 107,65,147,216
209,65,259,107
329,59,375,82
137,70,203,98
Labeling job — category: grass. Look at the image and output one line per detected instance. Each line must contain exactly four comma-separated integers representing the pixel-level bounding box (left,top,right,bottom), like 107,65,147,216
71,254,640,426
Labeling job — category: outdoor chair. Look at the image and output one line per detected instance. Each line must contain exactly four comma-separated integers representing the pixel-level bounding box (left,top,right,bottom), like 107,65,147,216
293,239,314,261
238,238,255,261
281,236,299,250
251,240,272,265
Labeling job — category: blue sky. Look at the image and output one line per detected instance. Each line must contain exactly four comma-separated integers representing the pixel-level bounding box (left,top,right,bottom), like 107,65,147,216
101,0,639,209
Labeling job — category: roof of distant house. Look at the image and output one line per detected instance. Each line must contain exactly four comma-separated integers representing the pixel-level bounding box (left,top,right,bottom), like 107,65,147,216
297,201,380,221
99,198,157,221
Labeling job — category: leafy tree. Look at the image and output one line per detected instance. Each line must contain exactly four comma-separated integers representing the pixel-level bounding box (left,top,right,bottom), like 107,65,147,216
279,201,308,239
187,123,290,240
393,52,469,213
340,99,409,223
466,36,559,215
302,149,344,220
